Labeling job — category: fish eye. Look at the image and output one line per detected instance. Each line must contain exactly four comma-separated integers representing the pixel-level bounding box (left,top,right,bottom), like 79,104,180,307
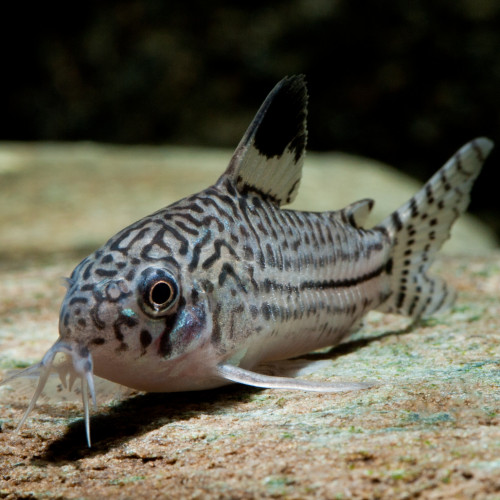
150,280,175,308
139,268,180,316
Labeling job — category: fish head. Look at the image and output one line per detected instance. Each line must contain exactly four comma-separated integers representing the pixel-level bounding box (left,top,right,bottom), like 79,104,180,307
4,216,220,448
57,218,218,392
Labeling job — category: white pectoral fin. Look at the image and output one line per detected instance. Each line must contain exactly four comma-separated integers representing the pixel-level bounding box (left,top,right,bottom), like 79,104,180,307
216,363,374,393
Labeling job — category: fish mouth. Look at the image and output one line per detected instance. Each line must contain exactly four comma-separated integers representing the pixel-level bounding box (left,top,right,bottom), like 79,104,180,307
0,339,97,447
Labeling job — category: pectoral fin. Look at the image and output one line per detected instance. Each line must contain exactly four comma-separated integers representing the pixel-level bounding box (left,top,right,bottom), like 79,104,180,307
216,363,373,393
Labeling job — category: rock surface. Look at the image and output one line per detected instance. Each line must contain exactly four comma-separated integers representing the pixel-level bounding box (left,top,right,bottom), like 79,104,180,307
0,143,499,499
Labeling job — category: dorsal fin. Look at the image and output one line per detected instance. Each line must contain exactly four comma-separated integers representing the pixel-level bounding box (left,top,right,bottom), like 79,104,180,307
220,75,308,206
341,199,375,228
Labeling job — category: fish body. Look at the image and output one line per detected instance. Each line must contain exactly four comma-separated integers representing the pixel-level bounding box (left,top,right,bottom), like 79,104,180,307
62,183,390,393
1,75,493,446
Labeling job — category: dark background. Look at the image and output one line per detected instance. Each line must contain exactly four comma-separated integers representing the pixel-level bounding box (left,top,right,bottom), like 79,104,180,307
2,1,500,239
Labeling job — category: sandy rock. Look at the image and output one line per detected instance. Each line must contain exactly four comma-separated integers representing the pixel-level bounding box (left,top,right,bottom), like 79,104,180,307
0,143,499,499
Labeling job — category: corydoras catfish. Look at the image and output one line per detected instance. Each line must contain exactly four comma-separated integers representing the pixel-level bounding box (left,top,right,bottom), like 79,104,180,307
1,75,493,446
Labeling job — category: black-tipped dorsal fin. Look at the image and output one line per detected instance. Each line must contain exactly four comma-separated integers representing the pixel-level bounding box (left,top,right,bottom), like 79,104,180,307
341,198,375,228
220,75,308,206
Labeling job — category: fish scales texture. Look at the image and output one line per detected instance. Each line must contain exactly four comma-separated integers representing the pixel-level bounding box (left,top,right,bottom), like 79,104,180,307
75,184,390,363
0,75,494,447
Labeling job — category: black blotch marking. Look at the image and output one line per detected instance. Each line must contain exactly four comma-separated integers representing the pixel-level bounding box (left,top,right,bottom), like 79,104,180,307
113,314,139,342
261,302,272,320
253,75,307,163
69,297,88,306
265,243,276,267
110,226,151,255
201,280,214,294
218,263,248,293
250,305,259,319
256,221,269,236
239,225,249,238
163,224,189,256
158,314,177,358
175,220,199,236
202,239,239,270
425,185,435,204
385,258,393,275
140,330,153,352
225,178,237,196
396,292,405,309
189,230,212,272
83,262,94,280
286,179,300,203
95,269,119,278
408,296,419,316
392,212,403,232
300,264,385,290
410,198,419,217
204,189,239,219
211,303,222,346
89,304,106,330
184,202,204,213
252,196,263,209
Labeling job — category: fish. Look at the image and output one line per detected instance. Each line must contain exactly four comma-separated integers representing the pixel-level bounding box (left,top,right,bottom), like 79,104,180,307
0,75,493,447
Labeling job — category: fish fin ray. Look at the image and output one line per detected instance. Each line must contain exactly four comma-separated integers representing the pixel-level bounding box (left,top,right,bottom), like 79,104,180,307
376,137,494,318
216,363,373,393
220,75,308,206
341,198,375,228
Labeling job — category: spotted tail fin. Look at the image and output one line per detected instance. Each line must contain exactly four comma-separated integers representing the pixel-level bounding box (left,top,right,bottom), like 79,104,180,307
376,138,494,319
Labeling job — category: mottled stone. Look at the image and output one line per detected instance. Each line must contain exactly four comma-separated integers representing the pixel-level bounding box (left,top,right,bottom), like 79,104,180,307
0,144,499,499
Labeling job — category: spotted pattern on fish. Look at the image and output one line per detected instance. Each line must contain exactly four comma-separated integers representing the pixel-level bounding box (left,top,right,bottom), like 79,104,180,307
1,74,493,447
61,182,391,363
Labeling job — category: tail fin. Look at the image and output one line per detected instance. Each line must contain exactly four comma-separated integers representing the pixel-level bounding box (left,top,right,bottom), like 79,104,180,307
376,138,494,319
